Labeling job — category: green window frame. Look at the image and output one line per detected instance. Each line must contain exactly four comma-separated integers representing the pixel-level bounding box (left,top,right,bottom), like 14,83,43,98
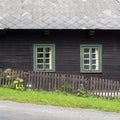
33,44,55,72
80,45,102,73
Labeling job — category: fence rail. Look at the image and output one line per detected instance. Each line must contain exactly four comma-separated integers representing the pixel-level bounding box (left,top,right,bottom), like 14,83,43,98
0,70,120,98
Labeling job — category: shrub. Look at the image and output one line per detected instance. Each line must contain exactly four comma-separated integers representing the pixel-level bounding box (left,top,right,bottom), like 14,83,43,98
76,84,86,97
11,78,24,91
76,84,93,97
60,75,71,93
1,68,12,85
4,68,12,73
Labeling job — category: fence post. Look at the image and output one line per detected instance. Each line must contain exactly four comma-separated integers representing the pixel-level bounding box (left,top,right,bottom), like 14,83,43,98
22,71,28,89
0,70,2,86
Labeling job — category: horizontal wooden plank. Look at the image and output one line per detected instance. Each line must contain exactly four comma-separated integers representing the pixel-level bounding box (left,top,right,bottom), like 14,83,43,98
0,30,120,81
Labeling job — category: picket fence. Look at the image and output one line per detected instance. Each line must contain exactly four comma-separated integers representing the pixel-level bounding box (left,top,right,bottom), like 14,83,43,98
0,70,120,98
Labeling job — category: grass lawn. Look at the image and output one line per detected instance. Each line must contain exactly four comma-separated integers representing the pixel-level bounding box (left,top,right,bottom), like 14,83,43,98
0,87,120,112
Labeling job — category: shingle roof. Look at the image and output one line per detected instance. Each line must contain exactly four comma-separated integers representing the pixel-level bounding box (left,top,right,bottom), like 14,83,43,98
0,0,120,29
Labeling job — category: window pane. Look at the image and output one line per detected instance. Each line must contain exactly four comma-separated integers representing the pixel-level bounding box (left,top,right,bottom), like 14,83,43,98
92,54,96,58
37,59,43,63
84,60,89,64
84,48,89,53
84,54,89,58
37,65,43,70
92,48,95,53
45,54,49,58
37,48,43,52
92,60,96,64
45,65,50,70
92,65,96,70
45,59,49,63
45,48,50,52
37,53,43,58
84,65,90,70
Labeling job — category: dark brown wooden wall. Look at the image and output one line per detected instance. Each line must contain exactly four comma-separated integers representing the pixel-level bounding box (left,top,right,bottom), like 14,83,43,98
0,30,120,81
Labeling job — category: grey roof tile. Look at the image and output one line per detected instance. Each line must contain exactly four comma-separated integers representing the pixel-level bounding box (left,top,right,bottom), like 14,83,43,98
0,0,120,29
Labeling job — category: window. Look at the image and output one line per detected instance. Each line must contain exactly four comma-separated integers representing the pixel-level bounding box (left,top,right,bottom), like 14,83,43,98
80,45,102,73
33,44,55,72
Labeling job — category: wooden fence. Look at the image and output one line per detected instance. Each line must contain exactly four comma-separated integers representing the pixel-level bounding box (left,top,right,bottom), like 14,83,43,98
0,70,120,98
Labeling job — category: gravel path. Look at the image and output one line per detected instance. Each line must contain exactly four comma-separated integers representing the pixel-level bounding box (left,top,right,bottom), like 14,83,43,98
0,100,120,120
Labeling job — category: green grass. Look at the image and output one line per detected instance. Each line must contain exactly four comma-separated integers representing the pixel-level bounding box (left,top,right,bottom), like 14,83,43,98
0,87,120,112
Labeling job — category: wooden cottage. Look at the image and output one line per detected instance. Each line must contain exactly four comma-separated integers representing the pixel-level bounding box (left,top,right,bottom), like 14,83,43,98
0,0,120,81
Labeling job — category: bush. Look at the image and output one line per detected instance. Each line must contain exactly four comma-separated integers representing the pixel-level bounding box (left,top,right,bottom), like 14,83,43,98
76,84,94,97
1,68,12,85
76,84,86,97
60,75,71,93
11,78,24,91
